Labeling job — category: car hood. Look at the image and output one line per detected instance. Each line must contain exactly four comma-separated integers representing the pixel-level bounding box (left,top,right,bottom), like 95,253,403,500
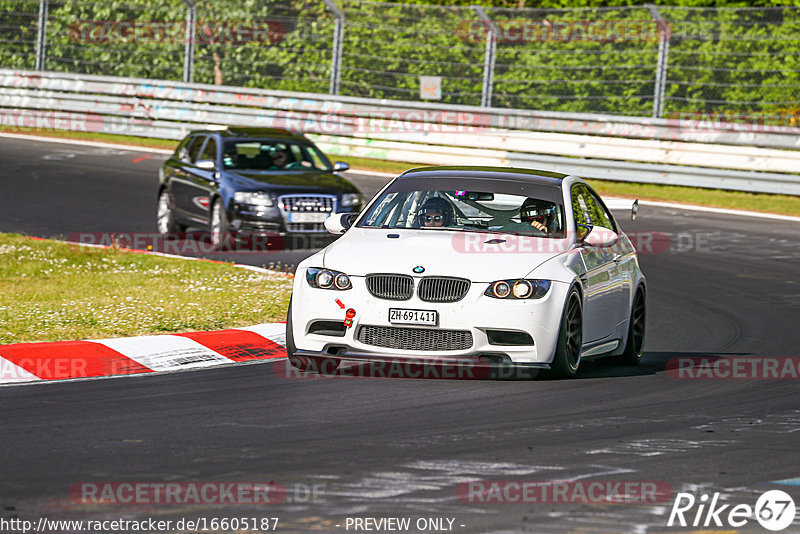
322,228,570,282
226,170,359,194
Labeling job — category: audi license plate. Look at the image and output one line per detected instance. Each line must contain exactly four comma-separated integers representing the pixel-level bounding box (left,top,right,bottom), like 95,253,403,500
289,212,329,223
389,308,438,326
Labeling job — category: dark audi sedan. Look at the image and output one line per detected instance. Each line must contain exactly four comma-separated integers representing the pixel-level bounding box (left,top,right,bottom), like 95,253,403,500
157,127,364,249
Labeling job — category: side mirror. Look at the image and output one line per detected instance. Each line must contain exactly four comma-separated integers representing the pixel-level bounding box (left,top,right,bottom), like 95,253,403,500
333,161,350,172
324,213,354,235
584,225,619,248
196,159,216,170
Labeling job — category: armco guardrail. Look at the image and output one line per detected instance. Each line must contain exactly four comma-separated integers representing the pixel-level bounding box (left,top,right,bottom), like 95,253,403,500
1,69,799,195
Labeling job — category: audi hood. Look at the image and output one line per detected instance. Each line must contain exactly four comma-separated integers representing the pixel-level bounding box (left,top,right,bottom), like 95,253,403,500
321,228,572,282
226,170,359,195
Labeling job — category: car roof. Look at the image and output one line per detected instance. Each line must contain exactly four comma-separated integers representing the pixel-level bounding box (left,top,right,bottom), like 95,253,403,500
399,166,568,187
189,127,308,141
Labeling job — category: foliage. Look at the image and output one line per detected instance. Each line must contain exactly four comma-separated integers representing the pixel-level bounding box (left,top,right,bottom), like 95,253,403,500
0,0,798,118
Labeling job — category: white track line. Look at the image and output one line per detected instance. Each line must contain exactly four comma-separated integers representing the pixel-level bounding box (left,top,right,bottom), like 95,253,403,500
0,132,173,154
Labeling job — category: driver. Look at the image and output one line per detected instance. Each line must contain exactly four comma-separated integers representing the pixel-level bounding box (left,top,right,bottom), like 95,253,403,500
519,198,558,235
417,196,454,228
269,146,289,169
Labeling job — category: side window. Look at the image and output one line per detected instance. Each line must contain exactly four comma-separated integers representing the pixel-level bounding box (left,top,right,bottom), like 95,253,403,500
186,135,206,164
198,137,217,164
174,136,191,161
571,184,592,239
289,144,305,163
586,190,616,232
572,184,616,235
305,145,329,170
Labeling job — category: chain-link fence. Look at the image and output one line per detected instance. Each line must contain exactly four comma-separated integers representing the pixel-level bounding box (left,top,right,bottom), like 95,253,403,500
1,0,799,123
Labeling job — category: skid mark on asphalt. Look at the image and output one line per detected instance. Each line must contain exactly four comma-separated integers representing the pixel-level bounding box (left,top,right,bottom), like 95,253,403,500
693,411,800,434
586,438,736,457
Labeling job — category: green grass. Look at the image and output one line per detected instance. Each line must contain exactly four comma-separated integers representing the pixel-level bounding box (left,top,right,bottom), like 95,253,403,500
0,234,293,344
588,180,800,218
3,127,799,217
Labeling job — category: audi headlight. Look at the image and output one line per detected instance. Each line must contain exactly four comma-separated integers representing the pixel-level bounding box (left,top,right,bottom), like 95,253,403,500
485,279,551,299
306,267,352,290
341,193,362,208
234,191,274,207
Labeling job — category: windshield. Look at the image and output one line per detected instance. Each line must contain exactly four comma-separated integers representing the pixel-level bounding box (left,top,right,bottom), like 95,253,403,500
359,189,566,238
222,139,332,171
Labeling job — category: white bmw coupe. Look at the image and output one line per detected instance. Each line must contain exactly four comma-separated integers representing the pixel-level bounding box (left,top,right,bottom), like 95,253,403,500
286,167,646,378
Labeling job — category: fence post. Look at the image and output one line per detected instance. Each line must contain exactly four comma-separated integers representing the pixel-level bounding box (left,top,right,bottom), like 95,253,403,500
183,0,196,83
473,6,496,108
35,0,48,70
323,0,344,95
647,4,670,118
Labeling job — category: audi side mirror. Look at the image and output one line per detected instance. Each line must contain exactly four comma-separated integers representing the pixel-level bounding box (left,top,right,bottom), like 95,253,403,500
196,159,216,170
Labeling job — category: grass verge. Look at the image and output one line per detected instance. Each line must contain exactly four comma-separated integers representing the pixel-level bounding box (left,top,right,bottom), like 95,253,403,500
2,127,799,217
0,233,293,344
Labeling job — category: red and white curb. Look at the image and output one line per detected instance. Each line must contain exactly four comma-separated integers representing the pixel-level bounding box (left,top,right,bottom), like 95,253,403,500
0,323,287,386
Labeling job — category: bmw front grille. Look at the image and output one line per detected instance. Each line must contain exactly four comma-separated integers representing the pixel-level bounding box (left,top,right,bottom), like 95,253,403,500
418,277,471,303
365,274,471,302
366,274,414,301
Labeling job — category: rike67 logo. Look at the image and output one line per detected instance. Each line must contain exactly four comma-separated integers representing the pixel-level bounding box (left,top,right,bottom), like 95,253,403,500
668,490,796,531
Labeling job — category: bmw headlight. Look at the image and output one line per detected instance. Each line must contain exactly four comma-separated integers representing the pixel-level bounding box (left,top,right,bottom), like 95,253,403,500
341,193,362,208
306,267,352,290
485,279,551,299
234,191,274,207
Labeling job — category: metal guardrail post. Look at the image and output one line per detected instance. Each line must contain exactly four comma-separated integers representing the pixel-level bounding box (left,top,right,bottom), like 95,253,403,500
473,6,496,108
647,4,670,119
323,0,344,95
183,0,196,84
35,0,48,71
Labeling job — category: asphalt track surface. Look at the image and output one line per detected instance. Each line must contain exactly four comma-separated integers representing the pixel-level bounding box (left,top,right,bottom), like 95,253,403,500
1,136,799,533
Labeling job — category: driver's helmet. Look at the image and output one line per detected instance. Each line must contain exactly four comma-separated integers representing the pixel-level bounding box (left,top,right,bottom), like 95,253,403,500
520,198,557,232
417,196,454,227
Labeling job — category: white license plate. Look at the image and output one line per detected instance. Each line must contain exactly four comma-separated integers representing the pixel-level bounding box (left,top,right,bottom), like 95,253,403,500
389,308,438,326
289,212,328,223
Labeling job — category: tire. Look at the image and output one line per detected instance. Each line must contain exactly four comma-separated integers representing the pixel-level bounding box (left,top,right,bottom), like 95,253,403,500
285,299,340,375
547,287,583,379
210,199,234,251
156,189,185,234
617,288,646,365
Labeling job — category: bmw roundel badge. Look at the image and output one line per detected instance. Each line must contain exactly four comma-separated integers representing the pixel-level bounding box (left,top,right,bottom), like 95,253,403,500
412,266,425,274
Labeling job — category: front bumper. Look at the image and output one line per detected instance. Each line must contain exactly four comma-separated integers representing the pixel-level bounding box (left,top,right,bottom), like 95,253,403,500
290,271,570,365
292,348,551,369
